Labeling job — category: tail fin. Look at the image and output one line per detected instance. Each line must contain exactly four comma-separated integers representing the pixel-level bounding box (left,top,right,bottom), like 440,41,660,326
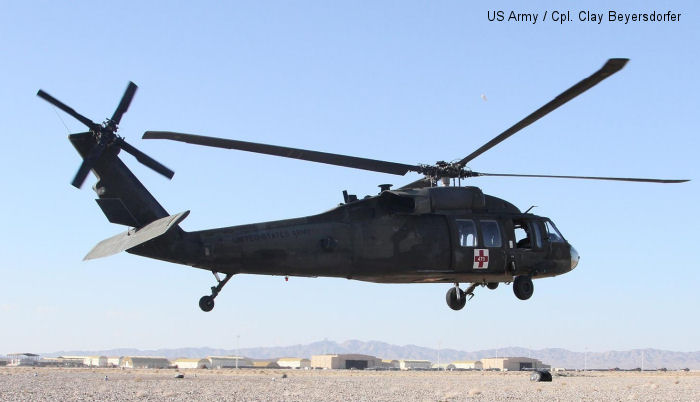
39,82,192,263
70,132,172,227
70,132,196,264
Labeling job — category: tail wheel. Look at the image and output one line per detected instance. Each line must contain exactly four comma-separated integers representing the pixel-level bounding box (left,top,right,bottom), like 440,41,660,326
199,295,215,312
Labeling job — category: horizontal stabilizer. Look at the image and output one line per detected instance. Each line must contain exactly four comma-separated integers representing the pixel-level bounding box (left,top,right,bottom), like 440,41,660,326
84,211,189,260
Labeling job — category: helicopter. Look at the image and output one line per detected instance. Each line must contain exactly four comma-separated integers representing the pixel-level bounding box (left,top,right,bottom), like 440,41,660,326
38,58,688,312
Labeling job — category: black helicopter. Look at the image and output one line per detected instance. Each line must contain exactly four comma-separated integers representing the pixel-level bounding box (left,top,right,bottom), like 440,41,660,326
38,58,687,312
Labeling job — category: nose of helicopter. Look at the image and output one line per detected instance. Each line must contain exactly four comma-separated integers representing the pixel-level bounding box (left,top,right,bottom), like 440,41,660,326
570,245,580,270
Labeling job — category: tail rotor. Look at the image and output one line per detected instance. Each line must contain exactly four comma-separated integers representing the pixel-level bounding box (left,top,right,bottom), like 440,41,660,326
38,82,174,188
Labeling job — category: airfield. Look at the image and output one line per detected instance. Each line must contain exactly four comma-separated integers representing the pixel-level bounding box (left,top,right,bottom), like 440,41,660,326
1,367,697,401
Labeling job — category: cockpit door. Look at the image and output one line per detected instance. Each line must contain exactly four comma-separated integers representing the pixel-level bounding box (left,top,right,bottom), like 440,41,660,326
510,218,547,274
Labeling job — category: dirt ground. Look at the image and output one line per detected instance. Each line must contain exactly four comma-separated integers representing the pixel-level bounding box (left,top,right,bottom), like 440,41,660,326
0,367,697,401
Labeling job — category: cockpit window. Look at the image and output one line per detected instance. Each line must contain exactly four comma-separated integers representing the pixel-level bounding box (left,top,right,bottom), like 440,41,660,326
456,219,478,247
480,220,502,247
513,219,541,249
544,220,564,243
531,221,543,248
513,220,530,248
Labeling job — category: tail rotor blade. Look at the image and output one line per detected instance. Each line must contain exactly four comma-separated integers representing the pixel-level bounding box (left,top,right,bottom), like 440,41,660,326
37,89,97,130
111,82,138,125
71,160,94,189
71,142,107,188
117,139,174,179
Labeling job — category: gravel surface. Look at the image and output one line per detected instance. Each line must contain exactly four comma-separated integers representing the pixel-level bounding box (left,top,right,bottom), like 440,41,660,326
0,367,697,401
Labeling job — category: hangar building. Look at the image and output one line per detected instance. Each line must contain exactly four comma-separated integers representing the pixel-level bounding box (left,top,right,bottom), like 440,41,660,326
399,360,432,370
121,357,171,369
311,354,381,369
107,357,122,367
453,360,483,370
277,358,311,369
380,359,399,369
207,356,253,369
7,353,40,366
480,357,550,371
173,358,209,369
432,363,456,370
252,361,280,368
59,356,108,367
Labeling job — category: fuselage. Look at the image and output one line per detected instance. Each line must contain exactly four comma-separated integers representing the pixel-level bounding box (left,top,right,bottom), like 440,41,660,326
133,186,578,284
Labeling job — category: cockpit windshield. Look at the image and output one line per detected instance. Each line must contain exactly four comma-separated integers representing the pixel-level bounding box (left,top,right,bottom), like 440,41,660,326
544,219,565,243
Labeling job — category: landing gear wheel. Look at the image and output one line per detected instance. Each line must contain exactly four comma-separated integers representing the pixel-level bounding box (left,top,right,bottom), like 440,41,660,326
513,276,534,300
486,282,499,290
446,287,467,311
199,295,215,312
198,272,234,312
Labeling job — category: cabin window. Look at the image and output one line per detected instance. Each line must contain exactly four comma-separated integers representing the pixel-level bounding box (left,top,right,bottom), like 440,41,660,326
544,220,564,243
456,219,478,247
480,220,502,247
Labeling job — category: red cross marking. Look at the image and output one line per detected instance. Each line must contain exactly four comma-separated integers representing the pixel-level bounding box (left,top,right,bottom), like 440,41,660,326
474,249,489,268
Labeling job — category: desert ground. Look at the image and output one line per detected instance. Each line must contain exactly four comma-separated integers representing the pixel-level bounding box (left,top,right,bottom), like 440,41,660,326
0,367,697,401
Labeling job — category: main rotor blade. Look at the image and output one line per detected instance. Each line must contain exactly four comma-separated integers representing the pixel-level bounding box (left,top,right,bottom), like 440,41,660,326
473,172,689,184
37,89,97,130
111,82,138,125
116,139,175,179
398,177,434,189
458,58,629,166
143,131,421,176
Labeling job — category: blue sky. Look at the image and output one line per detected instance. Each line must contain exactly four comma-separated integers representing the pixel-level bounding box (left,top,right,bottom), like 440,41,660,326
1,1,698,354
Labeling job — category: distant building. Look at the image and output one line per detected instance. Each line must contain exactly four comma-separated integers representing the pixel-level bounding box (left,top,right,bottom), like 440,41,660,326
107,357,122,367
59,356,108,367
7,353,40,366
453,360,483,370
53,356,86,367
40,357,82,367
311,354,381,370
380,359,399,369
207,356,253,369
277,358,311,369
173,358,209,369
399,359,432,370
121,357,171,369
252,361,280,368
432,363,456,370
480,357,550,371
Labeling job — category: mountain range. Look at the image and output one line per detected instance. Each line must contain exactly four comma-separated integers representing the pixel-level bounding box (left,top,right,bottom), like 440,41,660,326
42,340,699,370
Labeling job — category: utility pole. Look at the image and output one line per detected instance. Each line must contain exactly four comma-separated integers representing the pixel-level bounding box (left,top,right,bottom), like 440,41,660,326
584,348,587,371
437,341,441,371
236,334,240,369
